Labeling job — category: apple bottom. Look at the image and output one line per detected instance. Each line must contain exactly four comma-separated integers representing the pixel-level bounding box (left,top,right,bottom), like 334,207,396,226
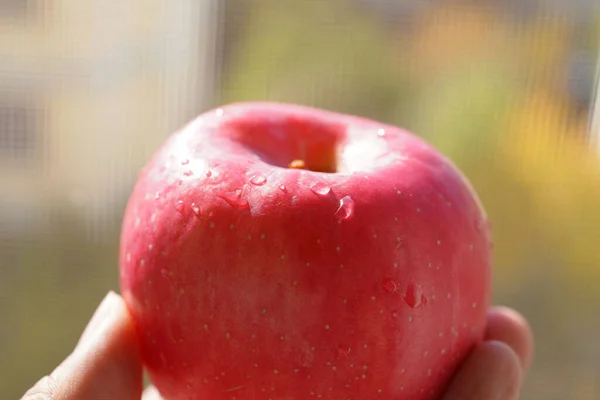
140,338,478,400
127,283,484,400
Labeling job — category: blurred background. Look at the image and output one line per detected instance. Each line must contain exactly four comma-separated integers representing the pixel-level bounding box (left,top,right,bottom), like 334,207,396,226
1,0,600,398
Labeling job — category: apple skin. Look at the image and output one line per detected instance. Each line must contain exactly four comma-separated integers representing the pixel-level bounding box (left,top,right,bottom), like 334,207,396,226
119,102,492,400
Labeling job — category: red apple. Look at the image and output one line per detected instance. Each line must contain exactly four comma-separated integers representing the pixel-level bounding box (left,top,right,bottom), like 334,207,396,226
119,102,492,400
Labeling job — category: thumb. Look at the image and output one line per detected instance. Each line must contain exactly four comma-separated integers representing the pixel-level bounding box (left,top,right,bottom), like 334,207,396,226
22,292,144,400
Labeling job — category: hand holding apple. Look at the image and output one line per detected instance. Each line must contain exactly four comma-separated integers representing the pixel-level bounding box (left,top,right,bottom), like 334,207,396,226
119,102,493,399
21,294,532,400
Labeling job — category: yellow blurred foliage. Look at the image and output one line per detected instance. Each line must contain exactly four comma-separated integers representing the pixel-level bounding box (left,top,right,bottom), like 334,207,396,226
501,88,600,286
405,2,511,75
514,14,574,88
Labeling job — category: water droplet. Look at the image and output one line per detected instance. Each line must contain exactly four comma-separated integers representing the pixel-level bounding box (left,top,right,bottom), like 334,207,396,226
183,170,194,177
377,128,386,137
217,190,249,210
206,170,212,178
403,284,424,308
382,278,397,293
191,202,201,217
181,159,190,165
310,182,331,196
279,184,288,192
175,200,185,213
334,195,355,222
249,174,267,186
154,192,161,200
215,108,224,117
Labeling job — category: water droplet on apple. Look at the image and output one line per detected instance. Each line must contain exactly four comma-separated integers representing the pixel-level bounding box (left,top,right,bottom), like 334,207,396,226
310,182,331,196
279,184,288,193
191,202,201,218
403,284,424,308
183,170,194,177
249,174,267,186
206,170,212,178
334,196,355,222
377,128,386,137
175,200,185,213
181,159,190,165
217,190,249,210
382,278,397,293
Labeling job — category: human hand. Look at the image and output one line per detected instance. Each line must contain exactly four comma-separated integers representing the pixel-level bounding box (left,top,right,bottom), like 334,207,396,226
22,292,533,400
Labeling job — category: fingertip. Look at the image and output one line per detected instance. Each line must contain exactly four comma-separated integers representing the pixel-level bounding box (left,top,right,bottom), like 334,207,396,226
76,291,123,351
443,340,522,400
486,306,534,372
72,291,143,399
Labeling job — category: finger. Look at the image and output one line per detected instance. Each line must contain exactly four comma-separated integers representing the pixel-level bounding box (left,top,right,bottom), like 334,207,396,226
22,291,143,400
486,306,534,372
143,385,164,400
442,340,522,400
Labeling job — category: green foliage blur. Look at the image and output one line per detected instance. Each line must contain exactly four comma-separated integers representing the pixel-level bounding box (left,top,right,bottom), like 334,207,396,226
221,0,600,398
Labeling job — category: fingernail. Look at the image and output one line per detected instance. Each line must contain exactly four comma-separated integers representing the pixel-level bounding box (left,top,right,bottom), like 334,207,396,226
75,291,120,353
